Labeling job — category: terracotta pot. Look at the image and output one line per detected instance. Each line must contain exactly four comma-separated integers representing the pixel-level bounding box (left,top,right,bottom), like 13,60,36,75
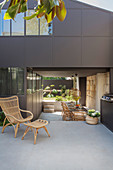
86,115,98,125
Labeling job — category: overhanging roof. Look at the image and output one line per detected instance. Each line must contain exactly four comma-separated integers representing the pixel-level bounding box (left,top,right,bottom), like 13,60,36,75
76,0,113,12
33,68,109,77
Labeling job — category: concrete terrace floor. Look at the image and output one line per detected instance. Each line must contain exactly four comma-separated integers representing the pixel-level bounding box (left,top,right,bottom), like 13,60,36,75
39,111,62,121
0,118,113,170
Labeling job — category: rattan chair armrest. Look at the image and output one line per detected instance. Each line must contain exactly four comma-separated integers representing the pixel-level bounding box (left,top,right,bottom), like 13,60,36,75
19,109,33,118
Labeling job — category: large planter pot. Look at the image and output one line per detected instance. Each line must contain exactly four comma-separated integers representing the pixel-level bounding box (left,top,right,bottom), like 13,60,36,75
86,115,98,125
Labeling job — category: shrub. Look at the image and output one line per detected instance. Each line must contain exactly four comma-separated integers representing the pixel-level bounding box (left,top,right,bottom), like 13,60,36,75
45,86,50,90
59,85,67,96
52,89,58,94
46,94,54,98
65,89,70,96
55,96,63,101
50,84,55,87
66,95,73,101
0,111,10,126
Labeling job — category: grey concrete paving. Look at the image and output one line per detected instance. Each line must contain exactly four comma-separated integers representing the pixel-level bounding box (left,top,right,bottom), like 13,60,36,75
39,111,62,121
0,122,113,170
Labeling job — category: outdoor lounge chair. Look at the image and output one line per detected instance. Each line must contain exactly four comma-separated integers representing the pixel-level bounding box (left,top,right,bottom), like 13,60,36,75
61,102,72,121
0,96,33,138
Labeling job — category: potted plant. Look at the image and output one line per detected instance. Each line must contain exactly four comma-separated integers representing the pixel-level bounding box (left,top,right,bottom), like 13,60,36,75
86,109,100,125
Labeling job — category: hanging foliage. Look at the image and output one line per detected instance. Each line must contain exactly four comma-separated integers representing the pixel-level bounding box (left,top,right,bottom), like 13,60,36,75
0,0,67,23
0,0,8,12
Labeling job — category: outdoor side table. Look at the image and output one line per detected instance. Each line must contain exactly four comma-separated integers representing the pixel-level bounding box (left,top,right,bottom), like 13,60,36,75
22,119,50,144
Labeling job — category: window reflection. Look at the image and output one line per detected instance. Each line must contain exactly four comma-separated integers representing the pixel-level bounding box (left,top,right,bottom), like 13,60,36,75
11,68,24,95
40,16,52,35
12,13,24,36
27,69,42,94
26,10,39,35
0,10,10,36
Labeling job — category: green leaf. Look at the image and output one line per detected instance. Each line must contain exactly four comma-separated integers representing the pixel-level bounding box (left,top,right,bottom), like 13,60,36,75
4,11,11,19
42,0,51,14
56,1,66,22
4,2,20,20
34,4,39,12
24,5,46,20
45,6,56,23
24,13,37,20
20,1,27,12
49,0,58,9
4,0,28,20
36,5,46,18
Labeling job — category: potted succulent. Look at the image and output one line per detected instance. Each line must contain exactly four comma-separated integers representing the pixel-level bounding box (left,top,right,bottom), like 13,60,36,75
86,109,100,125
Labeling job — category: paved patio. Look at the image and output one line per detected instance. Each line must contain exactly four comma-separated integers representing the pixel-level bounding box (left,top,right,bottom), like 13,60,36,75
0,121,113,170
39,111,62,121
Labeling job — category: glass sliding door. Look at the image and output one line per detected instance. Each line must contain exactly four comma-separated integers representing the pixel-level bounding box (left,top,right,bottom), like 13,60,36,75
0,68,10,95
0,67,24,96
11,68,24,95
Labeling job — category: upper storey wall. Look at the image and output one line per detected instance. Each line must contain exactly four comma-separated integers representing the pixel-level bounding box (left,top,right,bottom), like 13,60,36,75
0,0,113,67
53,0,113,67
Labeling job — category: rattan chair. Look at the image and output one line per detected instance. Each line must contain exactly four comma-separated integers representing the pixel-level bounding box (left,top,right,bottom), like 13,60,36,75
0,96,33,137
61,102,72,121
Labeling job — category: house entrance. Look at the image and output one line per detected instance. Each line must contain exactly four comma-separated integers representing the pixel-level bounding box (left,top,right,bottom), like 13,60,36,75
26,67,109,122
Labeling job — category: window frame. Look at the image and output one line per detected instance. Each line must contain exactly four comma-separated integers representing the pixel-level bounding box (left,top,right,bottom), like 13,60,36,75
0,9,53,37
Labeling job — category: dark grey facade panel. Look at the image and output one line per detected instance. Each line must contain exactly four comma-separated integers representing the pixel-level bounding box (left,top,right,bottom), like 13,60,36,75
65,0,83,9
82,9,111,37
82,3,92,9
0,0,113,68
53,37,82,67
25,37,52,67
110,13,113,37
82,37,112,67
110,68,113,93
53,9,82,36
0,37,25,67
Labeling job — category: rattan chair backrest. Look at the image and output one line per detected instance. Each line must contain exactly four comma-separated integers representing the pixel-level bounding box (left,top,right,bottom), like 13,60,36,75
0,96,22,123
61,102,70,112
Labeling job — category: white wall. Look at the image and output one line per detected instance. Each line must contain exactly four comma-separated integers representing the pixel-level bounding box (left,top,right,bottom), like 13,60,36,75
86,72,110,111
96,72,109,111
